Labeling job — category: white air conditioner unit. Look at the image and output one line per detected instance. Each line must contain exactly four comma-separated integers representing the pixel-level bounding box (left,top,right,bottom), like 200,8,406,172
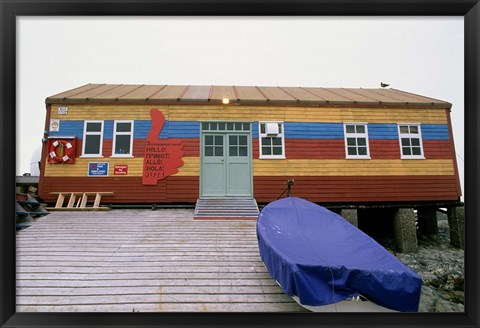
265,122,279,136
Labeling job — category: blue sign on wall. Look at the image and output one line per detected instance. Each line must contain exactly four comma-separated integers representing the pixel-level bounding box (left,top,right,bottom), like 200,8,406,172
88,162,109,176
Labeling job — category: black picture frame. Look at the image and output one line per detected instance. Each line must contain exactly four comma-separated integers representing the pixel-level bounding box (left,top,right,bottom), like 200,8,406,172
1,1,478,327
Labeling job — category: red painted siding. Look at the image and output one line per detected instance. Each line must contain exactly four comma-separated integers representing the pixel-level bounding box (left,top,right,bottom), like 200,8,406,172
40,176,199,204
75,138,200,158
253,176,460,203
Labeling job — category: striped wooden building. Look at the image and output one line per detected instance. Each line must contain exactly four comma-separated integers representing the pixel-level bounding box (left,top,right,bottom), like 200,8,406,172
39,84,461,213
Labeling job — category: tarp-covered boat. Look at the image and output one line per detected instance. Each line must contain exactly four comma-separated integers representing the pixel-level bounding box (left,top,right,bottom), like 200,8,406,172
256,197,422,312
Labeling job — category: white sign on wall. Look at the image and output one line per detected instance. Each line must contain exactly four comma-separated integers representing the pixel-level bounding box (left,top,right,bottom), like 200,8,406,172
58,107,68,115
49,119,60,132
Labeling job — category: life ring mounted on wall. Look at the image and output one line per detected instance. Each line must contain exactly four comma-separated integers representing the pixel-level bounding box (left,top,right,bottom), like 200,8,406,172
48,139,76,164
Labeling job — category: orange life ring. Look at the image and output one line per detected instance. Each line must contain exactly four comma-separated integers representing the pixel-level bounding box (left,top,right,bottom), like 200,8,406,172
49,140,74,163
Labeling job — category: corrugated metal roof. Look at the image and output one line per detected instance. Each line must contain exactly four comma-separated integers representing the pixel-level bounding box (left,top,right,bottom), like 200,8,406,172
46,84,452,108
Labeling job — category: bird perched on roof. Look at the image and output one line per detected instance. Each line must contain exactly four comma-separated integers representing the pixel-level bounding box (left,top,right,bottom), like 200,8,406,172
380,82,390,88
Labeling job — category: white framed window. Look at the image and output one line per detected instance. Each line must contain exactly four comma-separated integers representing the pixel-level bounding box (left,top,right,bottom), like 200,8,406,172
112,120,134,157
398,123,425,159
259,122,285,159
81,120,104,157
343,123,370,159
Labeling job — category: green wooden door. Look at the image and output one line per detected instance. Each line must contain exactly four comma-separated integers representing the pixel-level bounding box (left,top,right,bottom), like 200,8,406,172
202,134,226,197
201,128,252,198
226,134,251,196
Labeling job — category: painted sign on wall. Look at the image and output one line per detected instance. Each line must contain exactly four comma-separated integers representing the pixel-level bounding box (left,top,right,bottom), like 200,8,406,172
142,109,184,185
88,162,109,176
114,165,128,175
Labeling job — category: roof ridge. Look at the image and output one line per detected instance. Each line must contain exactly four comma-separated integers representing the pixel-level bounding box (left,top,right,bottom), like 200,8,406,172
299,87,328,101
116,84,145,99
344,88,380,103
255,86,269,101
363,88,408,102
68,83,106,98
146,85,168,100
390,88,451,105
90,84,123,98
277,86,299,102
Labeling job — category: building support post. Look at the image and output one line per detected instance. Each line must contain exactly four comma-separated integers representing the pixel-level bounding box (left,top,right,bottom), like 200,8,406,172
417,207,438,237
340,209,358,227
447,206,464,250
393,208,418,253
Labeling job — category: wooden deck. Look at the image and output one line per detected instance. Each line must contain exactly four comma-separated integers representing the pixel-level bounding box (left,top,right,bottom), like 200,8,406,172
16,209,307,312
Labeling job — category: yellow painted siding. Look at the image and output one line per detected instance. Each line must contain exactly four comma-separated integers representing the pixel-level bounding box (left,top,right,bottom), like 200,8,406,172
44,157,454,177
43,157,200,177
49,104,448,124
49,105,170,120
253,159,455,176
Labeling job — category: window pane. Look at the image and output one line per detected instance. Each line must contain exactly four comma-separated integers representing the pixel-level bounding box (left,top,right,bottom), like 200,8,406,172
229,147,238,156
115,135,131,154
219,123,225,130
399,126,409,134
346,125,355,133
236,123,243,131
410,126,418,134
262,147,271,155
205,135,213,145
205,146,213,156
411,138,420,146
84,135,101,154
229,135,238,145
356,125,365,133
358,147,367,155
347,147,357,156
215,136,223,145
210,123,218,130
116,122,131,132
262,138,271,146
239,136,247,145
412,147,421,155
260,124,265,134
272,137,282,146
347,138,356,146
239,146,248,156
202,123,209,130
402,147,411,155
357,138,366,146
243,123,250,131
215,146,223,156
227,123,234,130
273,147,282,155
86,122,102,132
401,138,410,146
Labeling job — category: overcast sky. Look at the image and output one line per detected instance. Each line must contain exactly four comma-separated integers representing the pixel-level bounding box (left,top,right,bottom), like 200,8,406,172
17,16,464,196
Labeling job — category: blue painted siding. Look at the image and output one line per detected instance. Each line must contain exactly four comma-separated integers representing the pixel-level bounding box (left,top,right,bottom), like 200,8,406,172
50,120,201,139
285,122,344,139
368,124,449,140
49,120,84,138
421,124,450,140
368,124,399,140
48,120,449,141
252,123,259,138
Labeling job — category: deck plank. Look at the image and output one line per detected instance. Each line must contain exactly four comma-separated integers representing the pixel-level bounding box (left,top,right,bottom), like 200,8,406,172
16,209,306,312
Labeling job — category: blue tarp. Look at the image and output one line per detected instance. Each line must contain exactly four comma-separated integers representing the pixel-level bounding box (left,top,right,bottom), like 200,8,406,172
256,197,422,312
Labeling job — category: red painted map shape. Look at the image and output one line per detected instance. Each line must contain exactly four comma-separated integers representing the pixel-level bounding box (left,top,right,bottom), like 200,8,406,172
142,109,184,185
